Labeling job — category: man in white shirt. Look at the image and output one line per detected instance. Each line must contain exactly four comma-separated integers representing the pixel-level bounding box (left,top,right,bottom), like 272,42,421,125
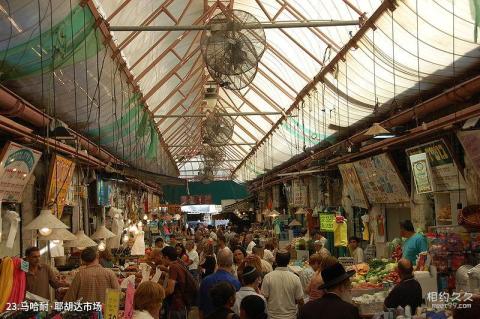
261,250,304,319
245,234,256,254
186,240,200,281
233,266,266,315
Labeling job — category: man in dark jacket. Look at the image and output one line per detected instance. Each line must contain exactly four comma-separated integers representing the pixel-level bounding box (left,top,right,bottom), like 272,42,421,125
384,259,423,313
299,262,360,319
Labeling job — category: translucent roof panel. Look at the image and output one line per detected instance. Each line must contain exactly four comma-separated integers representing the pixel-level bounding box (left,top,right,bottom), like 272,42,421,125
4,0,476,182
91,0,381,180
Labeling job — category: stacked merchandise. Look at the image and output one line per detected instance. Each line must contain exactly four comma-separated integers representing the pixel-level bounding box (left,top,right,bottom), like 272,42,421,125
429,227,480,292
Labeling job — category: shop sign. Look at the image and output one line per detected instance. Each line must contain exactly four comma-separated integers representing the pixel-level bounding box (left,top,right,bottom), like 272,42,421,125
105,288,120,319
338,163,369,208
406,139,465,191
180,194,212,205
46,154,75,218
0,142,41,202
97,178,112,206
457,130,480,178
353,153,409,204
319,213,335,232
410,153,434,194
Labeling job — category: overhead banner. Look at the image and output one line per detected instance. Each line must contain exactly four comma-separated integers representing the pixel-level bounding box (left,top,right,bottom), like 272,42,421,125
46,154,75,218
291,179,308,207
409,153,434,194
406,139,465,191
354,153,409,204
457,130,480,178
338,163,369,208
0,142,41,202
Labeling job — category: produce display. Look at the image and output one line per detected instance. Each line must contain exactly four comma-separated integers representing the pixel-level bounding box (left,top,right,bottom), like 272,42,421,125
351,258,400,289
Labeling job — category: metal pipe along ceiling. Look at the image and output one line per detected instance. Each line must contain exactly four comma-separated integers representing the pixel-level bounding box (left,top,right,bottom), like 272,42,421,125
109,20,360,31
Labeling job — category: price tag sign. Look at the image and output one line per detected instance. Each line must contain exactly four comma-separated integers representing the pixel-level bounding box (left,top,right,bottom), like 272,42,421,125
319,214,335,232
20,259,29,272
105,288,121,319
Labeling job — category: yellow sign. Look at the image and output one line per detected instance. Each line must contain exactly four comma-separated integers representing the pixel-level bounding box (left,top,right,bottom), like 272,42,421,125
319,214,335,232
104,288,121,319
46,154,75,218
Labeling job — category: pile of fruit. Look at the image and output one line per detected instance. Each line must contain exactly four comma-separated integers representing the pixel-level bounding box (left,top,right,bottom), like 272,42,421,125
351,258,400,288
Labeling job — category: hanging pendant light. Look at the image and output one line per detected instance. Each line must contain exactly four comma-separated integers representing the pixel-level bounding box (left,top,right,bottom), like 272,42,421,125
24,209,68,236
295,207,306,215
38,228,77,241
90,225,116,240
288,219,302,227
268,209,279,218
64,230,97,248
364,123,393,138
98,240,106,251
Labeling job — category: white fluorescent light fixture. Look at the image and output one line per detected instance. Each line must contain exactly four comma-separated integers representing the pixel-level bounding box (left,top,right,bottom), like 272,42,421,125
373,133,396,139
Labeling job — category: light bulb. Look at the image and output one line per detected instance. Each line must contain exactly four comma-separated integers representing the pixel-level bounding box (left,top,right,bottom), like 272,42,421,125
39,227,52,236
77,246,86,250
98,241,106,251
127,219,131,224
137,221,143,227
122,234,129,243
143,214,148,220
52,240,61,244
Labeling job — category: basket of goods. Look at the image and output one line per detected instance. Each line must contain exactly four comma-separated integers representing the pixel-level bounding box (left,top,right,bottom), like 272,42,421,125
459,205,480,229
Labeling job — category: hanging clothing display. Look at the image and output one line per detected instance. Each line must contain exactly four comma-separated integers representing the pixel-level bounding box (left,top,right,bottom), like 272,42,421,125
333,220,348,247
273,218,282,235
7,258,26,305
361,214,370,241
107,208,124,249
0,257,14,311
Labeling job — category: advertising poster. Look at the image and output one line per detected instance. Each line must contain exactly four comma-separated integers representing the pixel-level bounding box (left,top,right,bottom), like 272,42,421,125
46,154,75,218
409,153,434,194
354,153,409,204
338,163,369,208
457,130,480,178
406,139,465,191
0,142,42,202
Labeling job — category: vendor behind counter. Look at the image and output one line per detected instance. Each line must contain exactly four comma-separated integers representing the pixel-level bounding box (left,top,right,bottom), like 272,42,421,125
384,259,423,313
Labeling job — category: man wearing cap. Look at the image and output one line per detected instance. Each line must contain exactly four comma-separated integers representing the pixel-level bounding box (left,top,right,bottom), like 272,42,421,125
298,262,360,319
233,266,266,316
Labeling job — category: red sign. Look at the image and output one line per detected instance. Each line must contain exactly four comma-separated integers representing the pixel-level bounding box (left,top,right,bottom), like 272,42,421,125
180,195,212,205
